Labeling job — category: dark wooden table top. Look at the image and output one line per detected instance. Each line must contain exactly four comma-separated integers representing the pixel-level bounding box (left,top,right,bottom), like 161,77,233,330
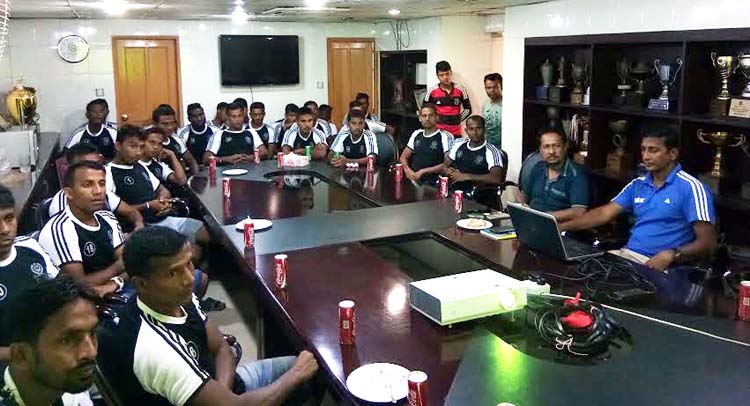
186,159,750,405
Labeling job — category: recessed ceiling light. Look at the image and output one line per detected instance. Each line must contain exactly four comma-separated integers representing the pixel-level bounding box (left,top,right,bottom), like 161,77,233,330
101,0,128,16
306,0,326,10
231,6,248,24
388,8,401,16
234,0,244,5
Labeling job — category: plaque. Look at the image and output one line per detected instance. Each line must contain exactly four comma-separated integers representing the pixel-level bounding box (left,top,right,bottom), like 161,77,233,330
729,98,750,118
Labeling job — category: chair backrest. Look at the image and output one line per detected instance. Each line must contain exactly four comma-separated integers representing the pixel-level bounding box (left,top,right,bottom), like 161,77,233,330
374,131,398,166
93,362,123,406
55,156,69,187
35,197,53,230
518,151,542,190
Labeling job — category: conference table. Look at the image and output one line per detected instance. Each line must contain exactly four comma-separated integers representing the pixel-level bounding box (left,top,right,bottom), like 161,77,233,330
184,160,750,405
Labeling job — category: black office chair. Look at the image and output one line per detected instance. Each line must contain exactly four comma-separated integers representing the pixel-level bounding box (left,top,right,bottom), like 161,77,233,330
34,197,53,230
374,131,398,166
467,149,513,210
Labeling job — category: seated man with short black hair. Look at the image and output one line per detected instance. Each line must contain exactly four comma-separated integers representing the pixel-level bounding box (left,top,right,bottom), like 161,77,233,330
1,276,98,406
179,103,218,162
98,226,319,406
49,143,144,230
153,104,200,176
249,101,277,154
399,103,454,184
520,127,590,222
64,98,118,160
105,125,209,248
328,110,378,167
273,103,298,146
212,102,228,129
0,185,59,365
142,126,188,187
560,129,717,271
302,100,333,137
444,115,505,192
318,104,338,136
39,161,127,297
281,107,328,160
204,102,268,166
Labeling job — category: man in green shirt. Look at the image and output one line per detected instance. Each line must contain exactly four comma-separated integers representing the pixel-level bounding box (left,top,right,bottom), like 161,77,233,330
482,73,503,149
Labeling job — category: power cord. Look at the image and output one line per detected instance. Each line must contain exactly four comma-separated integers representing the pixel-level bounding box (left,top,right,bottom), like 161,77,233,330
542,256,656,297
529,293,632,357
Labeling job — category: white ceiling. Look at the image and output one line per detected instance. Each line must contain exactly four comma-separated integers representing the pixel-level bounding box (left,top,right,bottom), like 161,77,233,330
11,0,548,22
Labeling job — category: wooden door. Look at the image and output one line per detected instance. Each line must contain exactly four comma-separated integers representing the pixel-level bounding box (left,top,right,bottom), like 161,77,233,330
327,38,377,127
112,36,182,126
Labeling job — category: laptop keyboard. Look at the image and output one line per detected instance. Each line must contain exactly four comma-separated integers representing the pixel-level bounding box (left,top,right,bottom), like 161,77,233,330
562,238,596,257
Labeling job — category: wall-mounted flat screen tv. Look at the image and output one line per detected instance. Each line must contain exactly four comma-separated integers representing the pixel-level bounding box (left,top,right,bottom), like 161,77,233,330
219,35,300,86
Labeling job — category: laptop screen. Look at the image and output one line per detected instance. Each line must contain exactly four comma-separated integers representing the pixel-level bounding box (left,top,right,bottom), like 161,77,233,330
507,203,568,260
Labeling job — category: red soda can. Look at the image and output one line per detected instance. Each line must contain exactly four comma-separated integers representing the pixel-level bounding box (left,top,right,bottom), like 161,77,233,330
407,371,428,406
254,148,261,164
338,300,356,345
439,176,449,198
277,152,284,168
367,155,375,172
395,163,403,182
395,180,403,200
366,170,375,189
274,254,288,289
243,222,254,249
209,156,217,173
739,280,750,321
222,178,231,198
453,190,463,213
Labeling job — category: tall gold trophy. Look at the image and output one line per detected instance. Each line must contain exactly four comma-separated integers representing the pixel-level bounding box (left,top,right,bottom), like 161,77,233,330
6,78,38,128
697,129,746,193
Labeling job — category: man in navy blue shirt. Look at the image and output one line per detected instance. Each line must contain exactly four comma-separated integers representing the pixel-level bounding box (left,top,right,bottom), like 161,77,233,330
560,129,717,271
520,127,589,222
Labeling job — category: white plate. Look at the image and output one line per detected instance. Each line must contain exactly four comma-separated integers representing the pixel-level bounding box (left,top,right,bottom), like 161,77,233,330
456,218,493,230
346,363,410,403
234,218,273,231
222,168,248,176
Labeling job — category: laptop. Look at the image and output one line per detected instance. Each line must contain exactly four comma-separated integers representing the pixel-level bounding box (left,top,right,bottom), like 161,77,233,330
506,202,603,261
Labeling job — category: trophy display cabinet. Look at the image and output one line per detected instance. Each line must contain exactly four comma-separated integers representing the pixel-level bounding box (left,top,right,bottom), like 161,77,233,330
522,28,750,244
379,50,427,149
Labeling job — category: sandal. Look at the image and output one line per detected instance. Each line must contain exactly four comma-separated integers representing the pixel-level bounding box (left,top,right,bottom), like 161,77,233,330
200,297,227,312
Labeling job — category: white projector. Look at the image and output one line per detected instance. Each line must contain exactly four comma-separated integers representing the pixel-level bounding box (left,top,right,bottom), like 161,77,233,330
408,269,528,326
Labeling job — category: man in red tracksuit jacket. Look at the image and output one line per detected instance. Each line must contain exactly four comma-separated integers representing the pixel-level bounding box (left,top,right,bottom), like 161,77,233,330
423,60,472,137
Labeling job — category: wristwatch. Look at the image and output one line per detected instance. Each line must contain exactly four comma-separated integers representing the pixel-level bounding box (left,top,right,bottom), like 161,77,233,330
671,248,683,263
111,276,125,292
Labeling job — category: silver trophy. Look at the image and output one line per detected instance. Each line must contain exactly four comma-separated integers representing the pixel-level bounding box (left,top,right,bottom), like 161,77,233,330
648,57,682,111
738,53,750,99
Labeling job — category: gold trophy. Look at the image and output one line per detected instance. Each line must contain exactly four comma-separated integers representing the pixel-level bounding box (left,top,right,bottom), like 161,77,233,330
697,129,745,187
709,52,738,117
570,63,587,105
606,120,633,174
5,78,38,128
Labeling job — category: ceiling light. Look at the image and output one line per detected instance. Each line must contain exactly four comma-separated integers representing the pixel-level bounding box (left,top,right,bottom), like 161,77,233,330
231,6,248,24
100,0,128,16
306,0,326,10
234,0,244,5
388,8,401,16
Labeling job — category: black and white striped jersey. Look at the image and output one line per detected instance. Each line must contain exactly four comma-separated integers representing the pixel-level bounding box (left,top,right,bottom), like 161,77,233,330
38,207,124,275
97,295,214,406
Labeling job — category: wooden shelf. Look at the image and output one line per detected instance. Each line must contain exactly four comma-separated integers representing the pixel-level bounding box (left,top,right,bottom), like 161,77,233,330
681,114,750,129
589,105,681,120
714,194,750,212
523,99,591,110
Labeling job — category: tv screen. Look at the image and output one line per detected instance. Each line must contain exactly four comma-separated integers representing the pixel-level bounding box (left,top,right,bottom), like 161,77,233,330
219,35,300,86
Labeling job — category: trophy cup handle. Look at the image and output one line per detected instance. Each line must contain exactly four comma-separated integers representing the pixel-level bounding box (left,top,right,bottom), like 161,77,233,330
653,58,661,74
730,134,746,148
711,51,718,68
697,128,710,144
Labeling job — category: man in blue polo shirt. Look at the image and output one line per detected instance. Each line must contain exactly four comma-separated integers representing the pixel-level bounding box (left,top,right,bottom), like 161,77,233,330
521,127,589,222
560,129,717,271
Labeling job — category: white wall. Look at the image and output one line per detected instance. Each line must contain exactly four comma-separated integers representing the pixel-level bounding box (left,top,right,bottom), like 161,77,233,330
0,19,378,136
0,15,501,138
503,0,750,181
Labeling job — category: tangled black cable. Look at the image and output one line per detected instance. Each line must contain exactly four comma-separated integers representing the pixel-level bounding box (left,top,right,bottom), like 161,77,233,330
530,295,632,357
543,256,656,297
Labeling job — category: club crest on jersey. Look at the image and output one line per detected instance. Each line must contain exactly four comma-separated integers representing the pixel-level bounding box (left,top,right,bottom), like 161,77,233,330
225,136,233,143
82,138,91,144
186,341,199,360
102,137,111,145
475,155,485,164
0,283,7,301
124,176,135,186
30,262,44,276
430,141,438,150
456,150,464,159
83,242,96,257
245,136,252,144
